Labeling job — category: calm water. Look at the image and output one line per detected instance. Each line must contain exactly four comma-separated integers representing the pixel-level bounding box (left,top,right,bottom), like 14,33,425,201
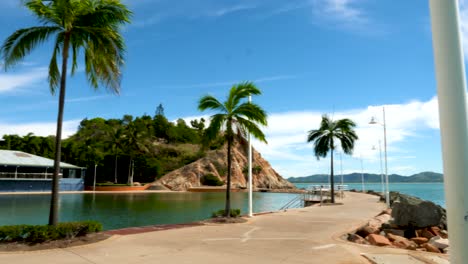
294,182,446,207
0,192,299,230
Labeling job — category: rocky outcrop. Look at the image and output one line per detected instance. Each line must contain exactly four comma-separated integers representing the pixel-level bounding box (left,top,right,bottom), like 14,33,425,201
347,193,450,254
155,143,295,191
391,193,445,228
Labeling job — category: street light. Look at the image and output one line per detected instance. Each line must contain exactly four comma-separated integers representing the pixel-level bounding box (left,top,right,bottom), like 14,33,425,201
360,156,365,192
248,95,253,217
369,107,390,208
372,141,385,196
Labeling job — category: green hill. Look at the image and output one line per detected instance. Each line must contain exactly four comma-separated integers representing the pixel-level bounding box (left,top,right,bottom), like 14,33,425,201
288,171,443,183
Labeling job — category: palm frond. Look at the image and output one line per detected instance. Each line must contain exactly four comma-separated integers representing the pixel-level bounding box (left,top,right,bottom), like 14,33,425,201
236,116,267,143
233,102,268,126
1,26,61,69
198,95,226,112
227,82,261,110
205,114,226,141
48,33,63,94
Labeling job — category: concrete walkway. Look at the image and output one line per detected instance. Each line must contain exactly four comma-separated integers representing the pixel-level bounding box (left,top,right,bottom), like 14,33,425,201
0,192,449,264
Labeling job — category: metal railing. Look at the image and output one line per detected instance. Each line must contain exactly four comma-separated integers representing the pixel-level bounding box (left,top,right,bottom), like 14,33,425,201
280,193,305,211
0,172,56,179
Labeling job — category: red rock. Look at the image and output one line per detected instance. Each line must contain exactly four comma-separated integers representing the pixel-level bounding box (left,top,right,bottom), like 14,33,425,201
423,243,441,253
439,230,448,239
411,237,429,245
388,234,418,250
379,208,392,216
367,234,392,246
429,226,442,237
384,229,405,237
347,233,368,244
421,229,435,239
356,225,379,238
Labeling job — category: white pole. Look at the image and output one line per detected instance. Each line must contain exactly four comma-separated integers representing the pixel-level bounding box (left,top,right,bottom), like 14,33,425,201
248,95,253,217
340,153,343,186
383,107,390,208
429,1,468,263
360,156,365,192
93,164,97,192
340,153,344,199
15,166,18,179
378,140,384,196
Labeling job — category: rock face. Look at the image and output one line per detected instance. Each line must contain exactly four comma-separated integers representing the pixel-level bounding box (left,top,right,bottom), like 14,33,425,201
156,143,295,191
391,193,444,228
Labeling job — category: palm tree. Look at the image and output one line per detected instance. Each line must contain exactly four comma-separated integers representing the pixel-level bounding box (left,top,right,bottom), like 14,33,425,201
307,115,358,203
0,0,131,225
198,82,268,217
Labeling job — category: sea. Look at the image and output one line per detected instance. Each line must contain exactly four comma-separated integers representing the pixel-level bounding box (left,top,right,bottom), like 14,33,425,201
294,182,446,207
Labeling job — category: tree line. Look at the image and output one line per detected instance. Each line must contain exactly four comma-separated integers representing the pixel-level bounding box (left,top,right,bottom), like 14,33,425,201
0,104,224,185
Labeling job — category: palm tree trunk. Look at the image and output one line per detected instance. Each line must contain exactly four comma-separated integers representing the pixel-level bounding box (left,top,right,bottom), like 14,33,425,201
225,139,232,217
127,157,132,185
49,32,71,226
330,149,335,203
114,155,118,183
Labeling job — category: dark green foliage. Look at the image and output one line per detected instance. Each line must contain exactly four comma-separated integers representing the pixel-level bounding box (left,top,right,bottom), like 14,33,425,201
211,209,241,218
213,161,227,176
0,221,102,244
1,111,211,185
243,165,262,175
201,174,224,186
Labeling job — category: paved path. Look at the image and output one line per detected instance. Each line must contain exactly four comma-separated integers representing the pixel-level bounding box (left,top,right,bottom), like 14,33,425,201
0,192,449,264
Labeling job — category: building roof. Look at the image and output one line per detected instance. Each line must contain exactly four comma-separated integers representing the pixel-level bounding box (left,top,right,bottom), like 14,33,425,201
0,150,83,169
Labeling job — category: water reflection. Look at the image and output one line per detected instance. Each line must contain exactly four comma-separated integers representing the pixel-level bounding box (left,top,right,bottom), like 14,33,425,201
0,192,298,230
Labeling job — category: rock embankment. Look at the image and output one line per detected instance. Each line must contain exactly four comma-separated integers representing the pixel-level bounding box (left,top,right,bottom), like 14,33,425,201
155,143,295,191
346,192,449,254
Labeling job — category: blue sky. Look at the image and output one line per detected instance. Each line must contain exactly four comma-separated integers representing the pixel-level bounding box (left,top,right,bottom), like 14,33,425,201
0,0,466,177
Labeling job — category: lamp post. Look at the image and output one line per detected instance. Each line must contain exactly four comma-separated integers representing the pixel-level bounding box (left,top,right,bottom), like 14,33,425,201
339,153,343,187
370,108,390,208
248,95,253,217
93,164,97,192
372,141,385,195
360,156,365,192
429,1,468,263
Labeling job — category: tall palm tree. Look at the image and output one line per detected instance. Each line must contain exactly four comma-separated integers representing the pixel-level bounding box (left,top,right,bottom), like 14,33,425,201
198,82,268,217
0,0,131,225
307,115,358,203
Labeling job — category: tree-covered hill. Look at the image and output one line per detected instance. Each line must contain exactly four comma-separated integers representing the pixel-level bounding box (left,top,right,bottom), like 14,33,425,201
0,104,224,185
288,171,443,183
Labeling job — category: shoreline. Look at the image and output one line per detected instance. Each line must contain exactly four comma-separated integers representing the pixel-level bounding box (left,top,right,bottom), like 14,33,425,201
0,188,304,195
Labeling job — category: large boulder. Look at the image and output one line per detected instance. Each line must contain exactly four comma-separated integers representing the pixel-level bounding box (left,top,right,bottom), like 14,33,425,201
156,143,295,191
391,193,445,228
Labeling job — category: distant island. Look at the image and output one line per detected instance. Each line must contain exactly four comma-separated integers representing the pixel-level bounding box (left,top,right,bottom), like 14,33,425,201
288,171,443,183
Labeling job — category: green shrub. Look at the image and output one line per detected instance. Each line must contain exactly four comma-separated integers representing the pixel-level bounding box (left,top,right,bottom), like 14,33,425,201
0,221,102,244
211,209,241,218
200,174,224,186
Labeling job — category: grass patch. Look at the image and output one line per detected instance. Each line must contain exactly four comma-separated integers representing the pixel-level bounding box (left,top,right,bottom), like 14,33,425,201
0,221,102,244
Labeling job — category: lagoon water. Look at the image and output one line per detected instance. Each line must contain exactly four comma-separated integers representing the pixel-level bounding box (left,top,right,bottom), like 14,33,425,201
294,182,446,206
0,182,445,230
0,192,299,230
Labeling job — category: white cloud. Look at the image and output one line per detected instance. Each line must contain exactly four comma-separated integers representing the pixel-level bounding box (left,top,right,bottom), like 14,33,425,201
0,67,47,93
458,0,468,60
311,0,369,30
208,5,256,17
0,120,80,139
164,74,297,90
251,97,440,177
